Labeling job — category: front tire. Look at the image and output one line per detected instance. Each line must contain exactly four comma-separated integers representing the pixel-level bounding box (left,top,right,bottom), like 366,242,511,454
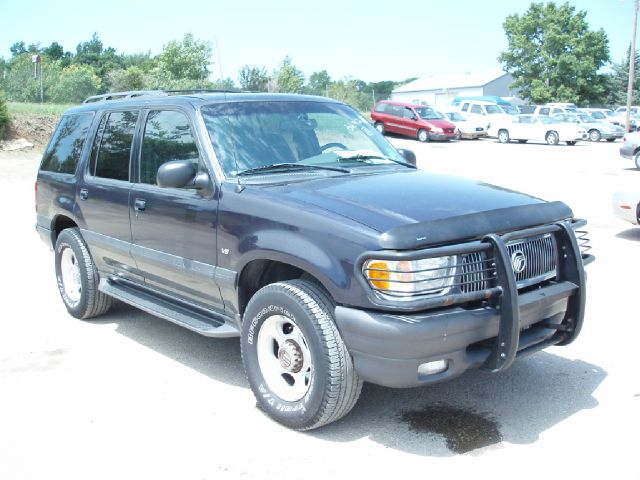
54,228,112,319
566,141,577,146
241,280,362,430
546,131,560,145
417,129,430,142
588,129,601,142
374,122,385,135
635,151,640,170
498,129,510,143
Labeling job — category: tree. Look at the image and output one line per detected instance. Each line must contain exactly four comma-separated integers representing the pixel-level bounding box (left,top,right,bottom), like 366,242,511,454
307,70,331,95
498,1,610,104
43,42,65,61
238,65,269,91
9,42,27,57
0,90,9,140
273,56,304,93
156,33,213,81
607,46,640,105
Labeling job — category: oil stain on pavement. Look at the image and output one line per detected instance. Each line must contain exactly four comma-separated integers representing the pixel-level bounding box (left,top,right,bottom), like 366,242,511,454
400,404,502,454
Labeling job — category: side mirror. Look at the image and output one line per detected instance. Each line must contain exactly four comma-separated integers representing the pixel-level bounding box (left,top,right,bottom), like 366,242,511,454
397,148,416,166
157,160,197,189
411,114,418,121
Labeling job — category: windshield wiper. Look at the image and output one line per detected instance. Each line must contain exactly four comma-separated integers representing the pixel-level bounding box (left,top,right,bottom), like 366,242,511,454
237,163,350,176
336,154,416,169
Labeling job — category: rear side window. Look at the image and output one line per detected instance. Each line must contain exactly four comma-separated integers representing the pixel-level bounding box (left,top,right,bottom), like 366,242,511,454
139,110,201,185
88,111,139,181
40,113,94,174
470,104,483,114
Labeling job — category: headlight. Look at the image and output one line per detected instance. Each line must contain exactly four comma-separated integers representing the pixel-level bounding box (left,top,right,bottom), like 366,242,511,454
363,256,457,300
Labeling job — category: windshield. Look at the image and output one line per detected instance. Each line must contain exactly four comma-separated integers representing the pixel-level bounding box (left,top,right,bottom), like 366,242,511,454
201,101,404,177
445,112,465,121
590,111,605,119
415,107,443,120
485,105,506,115
501,104,519,115
578,114,595,122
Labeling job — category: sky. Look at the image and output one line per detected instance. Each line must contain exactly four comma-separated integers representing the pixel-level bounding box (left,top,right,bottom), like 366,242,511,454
0,0,637,84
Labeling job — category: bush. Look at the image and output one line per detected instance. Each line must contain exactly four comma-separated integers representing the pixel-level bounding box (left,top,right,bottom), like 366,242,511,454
49,65,101,104
0,91,9,140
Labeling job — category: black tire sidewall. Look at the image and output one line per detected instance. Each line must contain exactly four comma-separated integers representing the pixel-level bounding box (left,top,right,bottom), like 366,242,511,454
54,230,92,318
241,285,329,429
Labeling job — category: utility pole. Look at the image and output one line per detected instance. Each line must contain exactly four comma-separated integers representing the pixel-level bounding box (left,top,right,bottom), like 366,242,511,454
625,0,639,132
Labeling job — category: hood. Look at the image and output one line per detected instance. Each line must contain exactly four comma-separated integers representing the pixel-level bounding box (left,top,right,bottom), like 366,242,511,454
263,170,572,248
421,118,456,129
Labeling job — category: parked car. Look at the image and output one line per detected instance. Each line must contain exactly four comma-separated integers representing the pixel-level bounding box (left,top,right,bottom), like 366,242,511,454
531,105,574,116
438,109,488,139
612,191,640,226
451,96,520,115
371,100,458,142
488,114,588,145
550,112,625,142
546,102,578,112
457,100,513,130
36,90,593,431
619,131,640,169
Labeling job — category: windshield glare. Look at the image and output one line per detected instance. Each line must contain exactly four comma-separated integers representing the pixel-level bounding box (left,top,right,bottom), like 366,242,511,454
486,105,505,114
201,101,404,176
415,107,443,120
445,112,464,121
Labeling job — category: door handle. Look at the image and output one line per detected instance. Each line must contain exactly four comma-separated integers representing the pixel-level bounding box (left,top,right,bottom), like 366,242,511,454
134,199,146,211
79,188,88,200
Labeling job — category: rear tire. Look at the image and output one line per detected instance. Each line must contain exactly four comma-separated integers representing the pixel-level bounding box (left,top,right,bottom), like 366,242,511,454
54,228,112,319
517,139,527,144
241,279,362,430
545,131,560,145
417,129,430,142
566,141,577,146
635,152,640,170
606,138,616,142
374,122,385,135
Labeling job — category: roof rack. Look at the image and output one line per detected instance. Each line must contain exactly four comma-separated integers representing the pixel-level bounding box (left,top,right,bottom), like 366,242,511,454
82,90,168,104
82,89,246,104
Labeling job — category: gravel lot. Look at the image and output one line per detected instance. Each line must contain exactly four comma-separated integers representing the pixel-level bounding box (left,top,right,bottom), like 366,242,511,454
1,137,638,479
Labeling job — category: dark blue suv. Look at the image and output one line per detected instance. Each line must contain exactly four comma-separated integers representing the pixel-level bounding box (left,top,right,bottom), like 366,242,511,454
35,90,593,430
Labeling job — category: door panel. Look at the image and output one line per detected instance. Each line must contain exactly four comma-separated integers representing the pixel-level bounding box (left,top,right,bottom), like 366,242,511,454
129,109,223,310
77,110,140,281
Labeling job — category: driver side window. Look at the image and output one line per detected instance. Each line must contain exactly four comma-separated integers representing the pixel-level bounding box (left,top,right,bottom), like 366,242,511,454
140,110,202,185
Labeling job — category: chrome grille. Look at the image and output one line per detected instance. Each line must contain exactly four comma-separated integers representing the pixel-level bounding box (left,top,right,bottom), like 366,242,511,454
506,233,557,288
459,233,557,294
460,252,492,293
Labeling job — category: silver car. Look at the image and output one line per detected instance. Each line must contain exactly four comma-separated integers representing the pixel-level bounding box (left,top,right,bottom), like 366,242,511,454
551,113,625,142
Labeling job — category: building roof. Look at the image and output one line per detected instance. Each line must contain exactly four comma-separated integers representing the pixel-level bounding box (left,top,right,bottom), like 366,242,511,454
393,72,509,94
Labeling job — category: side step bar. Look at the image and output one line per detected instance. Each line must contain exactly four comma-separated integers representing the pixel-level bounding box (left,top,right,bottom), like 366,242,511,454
99,278,240,338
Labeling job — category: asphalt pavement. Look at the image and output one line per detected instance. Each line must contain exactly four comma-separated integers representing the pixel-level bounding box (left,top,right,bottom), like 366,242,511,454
0,137,638,480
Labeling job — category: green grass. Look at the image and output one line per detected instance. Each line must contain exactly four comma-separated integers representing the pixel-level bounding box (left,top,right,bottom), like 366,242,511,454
8,102,74,115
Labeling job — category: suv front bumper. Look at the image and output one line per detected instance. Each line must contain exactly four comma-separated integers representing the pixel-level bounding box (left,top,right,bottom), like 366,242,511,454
334,222,591,388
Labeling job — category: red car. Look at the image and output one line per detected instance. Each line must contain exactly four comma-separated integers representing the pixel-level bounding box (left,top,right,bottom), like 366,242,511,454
371,100,458,142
